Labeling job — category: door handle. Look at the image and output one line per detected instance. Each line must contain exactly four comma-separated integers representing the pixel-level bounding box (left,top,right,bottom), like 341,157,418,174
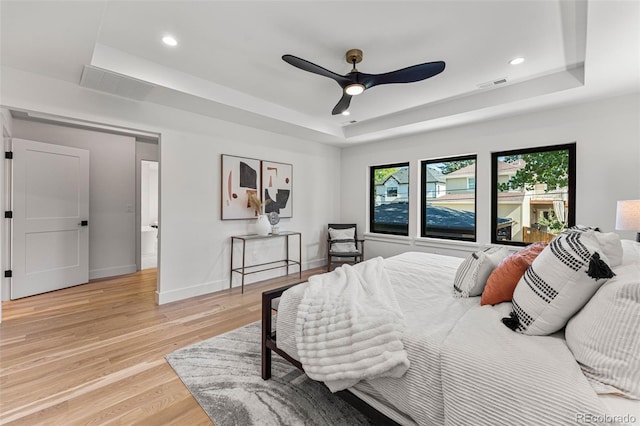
78,220,88,226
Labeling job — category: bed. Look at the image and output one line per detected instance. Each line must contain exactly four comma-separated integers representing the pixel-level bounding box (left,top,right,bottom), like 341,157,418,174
262,236,640,425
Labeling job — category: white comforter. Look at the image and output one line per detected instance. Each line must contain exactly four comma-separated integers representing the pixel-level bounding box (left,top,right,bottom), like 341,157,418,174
276,252,610,426
296,257,410,392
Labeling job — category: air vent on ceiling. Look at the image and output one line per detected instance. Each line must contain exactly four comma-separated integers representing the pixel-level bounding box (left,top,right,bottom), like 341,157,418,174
477,77,508,89
79,65,155,101
341,120,358,125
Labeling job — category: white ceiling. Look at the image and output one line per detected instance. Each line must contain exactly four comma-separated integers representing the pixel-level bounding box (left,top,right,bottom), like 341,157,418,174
1,1,639,145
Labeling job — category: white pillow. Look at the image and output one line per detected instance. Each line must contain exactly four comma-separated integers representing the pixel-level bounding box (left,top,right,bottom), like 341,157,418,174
564,225,623,267
328,227,357,253
453,247,508,297
621,239,640,265
504,230,615,335
593,232,623,267
565,261,640,399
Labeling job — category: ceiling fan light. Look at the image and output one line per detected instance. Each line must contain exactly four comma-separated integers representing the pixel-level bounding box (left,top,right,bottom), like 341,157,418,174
345,83,365,96
162,35,178,46
341,110,350,116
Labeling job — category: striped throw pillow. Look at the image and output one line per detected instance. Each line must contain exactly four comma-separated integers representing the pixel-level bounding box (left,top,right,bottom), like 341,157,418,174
503,230,615,335
453,247,508,297
565,245,640,399
328,227,357,253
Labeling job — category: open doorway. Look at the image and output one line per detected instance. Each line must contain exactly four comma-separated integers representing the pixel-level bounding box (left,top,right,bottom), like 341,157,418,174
141,160,158,269
2,110,160,304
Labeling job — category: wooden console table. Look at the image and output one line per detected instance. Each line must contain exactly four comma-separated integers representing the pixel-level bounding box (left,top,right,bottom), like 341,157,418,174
230,231,302,293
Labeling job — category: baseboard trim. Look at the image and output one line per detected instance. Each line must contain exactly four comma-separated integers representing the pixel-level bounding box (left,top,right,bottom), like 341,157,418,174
156,279,226,305
156,260,325,305
306,258,325,270
90,264,137,280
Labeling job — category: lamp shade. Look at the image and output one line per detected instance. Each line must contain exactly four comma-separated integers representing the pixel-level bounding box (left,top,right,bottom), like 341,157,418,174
615,200,640,230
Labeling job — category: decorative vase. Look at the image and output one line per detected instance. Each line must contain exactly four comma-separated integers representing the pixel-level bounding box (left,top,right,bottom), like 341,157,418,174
268,211,281,235
255,214,271,236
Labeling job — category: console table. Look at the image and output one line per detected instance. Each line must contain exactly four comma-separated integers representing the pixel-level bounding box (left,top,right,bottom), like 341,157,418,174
230,231,302,293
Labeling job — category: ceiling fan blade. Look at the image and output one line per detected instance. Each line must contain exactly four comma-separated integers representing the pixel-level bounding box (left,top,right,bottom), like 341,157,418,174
282,54,350,86
361,61,446,89
331,93,352,115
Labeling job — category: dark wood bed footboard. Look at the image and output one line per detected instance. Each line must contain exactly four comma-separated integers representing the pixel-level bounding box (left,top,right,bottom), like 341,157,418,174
261,284,402,426
261,282,304,380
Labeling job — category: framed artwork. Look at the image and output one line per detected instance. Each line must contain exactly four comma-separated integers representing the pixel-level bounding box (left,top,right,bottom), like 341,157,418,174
221,154,261,220
262,160,293,218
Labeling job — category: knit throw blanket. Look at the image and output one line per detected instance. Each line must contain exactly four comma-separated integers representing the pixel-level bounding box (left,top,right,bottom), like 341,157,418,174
295,257,410,392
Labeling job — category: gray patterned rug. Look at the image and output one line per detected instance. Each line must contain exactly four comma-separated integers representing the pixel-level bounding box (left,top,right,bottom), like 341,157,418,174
166,321,374,426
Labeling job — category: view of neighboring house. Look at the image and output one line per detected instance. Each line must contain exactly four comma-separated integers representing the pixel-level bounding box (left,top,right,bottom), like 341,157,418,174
428,164,477,213
373,160,569,241
427,159,569,242
425,167,446,199
494,158,569,242
374,167,409,205
424,163,477,238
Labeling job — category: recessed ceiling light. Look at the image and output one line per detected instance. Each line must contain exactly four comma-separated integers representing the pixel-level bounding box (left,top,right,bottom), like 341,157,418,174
162,35,178,47
509,57,525,65
341,110,350,116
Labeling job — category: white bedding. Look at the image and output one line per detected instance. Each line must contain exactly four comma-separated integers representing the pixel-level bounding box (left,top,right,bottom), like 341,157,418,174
296,257,409,392
276,251,632,426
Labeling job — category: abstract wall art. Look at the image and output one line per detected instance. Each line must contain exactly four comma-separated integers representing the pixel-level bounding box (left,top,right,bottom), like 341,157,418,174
221,155,261,220
262,160,293,218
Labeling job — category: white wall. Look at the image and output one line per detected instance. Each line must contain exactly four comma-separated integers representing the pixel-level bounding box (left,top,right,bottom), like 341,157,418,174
0,66,341,304
157,126,339,303
136,141,159,270
341,93,640,259
141,161,158,227
11,119,137,281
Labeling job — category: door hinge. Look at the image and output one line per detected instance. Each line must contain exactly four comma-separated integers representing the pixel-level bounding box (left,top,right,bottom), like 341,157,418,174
5,151,13,159
4,211,12,219
4,270,12,278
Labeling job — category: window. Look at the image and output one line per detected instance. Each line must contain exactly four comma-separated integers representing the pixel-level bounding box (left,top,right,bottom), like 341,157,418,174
370,163,409,235
421,155,477,241
468,177,476,190
491,143,576,246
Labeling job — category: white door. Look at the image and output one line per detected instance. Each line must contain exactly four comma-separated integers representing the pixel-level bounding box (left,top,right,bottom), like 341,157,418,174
11,138,90,299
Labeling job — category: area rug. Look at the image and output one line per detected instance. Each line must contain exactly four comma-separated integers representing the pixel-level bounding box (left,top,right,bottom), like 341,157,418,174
166,321,374,426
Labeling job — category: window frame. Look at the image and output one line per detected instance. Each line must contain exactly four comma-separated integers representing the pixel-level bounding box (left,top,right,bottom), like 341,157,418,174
420,154,477,242
491,143,576,247
369,162,410,236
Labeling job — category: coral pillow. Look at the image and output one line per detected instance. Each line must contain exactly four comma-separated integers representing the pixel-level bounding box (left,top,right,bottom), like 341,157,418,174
480,242,547,306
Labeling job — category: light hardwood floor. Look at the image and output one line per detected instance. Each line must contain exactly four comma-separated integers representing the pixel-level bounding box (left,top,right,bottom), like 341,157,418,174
0,268,322,425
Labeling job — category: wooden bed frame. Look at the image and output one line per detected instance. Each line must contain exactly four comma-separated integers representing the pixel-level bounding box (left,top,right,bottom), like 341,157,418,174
261,283,402,426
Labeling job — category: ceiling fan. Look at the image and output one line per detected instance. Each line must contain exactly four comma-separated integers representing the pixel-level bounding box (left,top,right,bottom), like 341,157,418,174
282,49,445,115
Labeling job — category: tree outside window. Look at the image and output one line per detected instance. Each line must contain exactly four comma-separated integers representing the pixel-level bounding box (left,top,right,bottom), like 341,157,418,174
491,143,576,245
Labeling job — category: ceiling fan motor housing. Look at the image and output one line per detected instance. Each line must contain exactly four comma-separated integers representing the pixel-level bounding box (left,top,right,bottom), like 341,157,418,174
346,49,363,66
